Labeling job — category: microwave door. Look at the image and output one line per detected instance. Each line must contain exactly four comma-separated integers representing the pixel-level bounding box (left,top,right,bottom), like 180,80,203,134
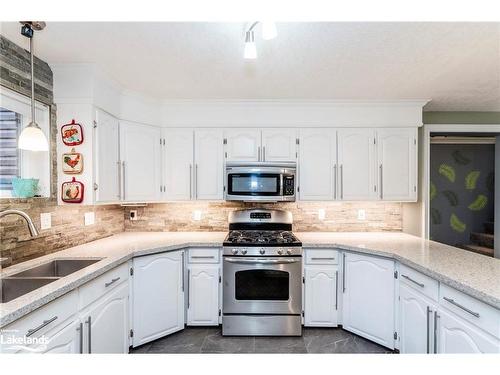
227,173,281,197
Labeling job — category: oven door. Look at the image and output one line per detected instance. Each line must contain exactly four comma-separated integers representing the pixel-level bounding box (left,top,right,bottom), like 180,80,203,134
223,256,302,315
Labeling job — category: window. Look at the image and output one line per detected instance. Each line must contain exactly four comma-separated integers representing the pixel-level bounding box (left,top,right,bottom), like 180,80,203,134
0,107,21,193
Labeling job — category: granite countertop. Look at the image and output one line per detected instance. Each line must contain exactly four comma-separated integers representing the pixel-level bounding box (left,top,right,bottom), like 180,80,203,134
1,231,499,327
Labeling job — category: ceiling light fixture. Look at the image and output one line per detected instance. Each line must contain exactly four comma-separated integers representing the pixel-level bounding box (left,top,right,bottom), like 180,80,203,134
243,22,277,60
18,21,49,152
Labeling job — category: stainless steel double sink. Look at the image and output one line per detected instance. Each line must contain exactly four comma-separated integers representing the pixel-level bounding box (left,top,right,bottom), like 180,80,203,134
1,259,103,303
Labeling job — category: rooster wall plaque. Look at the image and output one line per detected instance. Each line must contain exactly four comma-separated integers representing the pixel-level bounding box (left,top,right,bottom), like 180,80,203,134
62,148,83,174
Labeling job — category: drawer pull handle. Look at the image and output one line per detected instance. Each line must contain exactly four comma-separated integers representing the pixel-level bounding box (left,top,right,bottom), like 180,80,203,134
311,257,336,260
190,256,215,259
26,316,58,337
401,274,425,288
105,277,120,287
443,297,480,318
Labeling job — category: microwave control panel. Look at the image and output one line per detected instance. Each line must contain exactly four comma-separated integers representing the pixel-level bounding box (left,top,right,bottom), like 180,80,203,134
283,175,295,196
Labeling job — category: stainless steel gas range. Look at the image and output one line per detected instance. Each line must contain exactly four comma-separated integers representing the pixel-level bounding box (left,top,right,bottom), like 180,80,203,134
222,209,302,336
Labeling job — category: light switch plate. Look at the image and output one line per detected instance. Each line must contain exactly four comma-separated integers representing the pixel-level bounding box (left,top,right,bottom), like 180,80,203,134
84,212,95,226
357,209,366,220
318,208,326,220
192,210,202,221
40,212,51,230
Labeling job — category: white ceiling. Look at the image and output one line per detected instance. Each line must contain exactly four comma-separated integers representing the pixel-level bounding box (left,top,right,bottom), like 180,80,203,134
1,22,499,111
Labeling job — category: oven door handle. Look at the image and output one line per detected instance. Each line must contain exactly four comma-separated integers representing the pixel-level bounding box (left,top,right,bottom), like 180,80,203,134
224,257,301,264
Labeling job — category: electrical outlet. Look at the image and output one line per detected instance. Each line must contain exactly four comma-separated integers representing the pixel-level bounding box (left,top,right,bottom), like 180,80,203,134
357,209,366,220
40,212,51,230
84,212,95,226
318,208,326,220
129,210,138,221
192,210,202,221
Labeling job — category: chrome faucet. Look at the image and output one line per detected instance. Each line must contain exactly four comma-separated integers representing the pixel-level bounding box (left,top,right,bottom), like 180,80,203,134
0,209,39,237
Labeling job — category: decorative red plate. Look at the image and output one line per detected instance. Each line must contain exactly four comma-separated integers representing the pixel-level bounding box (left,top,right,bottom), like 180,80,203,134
61,177,84,203
61,119,84,146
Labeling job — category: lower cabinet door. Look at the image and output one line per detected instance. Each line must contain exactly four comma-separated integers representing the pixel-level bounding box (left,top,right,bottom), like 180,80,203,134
132,251,185,347
342,253,395,349
39,320,82,354
85,282,129,353
399,284,436,353
187,264,220,326
304,265,339,327
437,309,500,353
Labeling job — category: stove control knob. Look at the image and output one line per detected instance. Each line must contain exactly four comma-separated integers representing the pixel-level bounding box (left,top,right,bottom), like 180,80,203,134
277,249,283,255
286,249,293,255
231,249,239,255
259,249,265,255
241,249,247,255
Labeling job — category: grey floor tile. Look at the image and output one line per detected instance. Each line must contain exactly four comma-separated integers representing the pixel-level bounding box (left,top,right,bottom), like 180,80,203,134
254,336,307,353
303,328,354,353
201,330,255,353
147,328,209,353
130,343,151,354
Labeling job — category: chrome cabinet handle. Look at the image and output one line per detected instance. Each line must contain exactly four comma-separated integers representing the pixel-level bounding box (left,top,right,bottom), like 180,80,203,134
86,316,92,354
310,257,336,260
401,274,425,288
181,252,185,292
191,256,215,259
189,164,192,199
342,254,346,293
263,146,266,161
433,311,439,354
257,146,261,161
224,258,300,264
333,164,337,199
116,161,121,199
379,164,383,199
78,322,84,354
26,315,58,337
105,277,120,287
426,306,431,354
340,164,344,199
195,164,198,199
335,270,339,310
443,297,480,318
187,269,190,309
122,161,126,200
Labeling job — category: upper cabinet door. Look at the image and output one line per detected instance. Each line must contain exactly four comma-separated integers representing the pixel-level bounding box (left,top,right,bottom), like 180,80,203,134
94,109,120,203
261,129,297,162
337,129,377,200
224,129,261,162
342,252,395,349
377,128,417,201
132,251,185,347
194,129,223,200
120,121,162,202
164,129,194,201
298,128,337,200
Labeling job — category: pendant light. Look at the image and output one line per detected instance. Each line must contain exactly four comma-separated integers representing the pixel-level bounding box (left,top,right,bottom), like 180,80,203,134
18,21,49,152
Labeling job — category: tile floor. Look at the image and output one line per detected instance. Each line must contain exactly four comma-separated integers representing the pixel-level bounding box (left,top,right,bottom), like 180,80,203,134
130,327,395,354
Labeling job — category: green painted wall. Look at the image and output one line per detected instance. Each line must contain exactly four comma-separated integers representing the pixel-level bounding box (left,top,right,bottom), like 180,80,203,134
424,112,500,124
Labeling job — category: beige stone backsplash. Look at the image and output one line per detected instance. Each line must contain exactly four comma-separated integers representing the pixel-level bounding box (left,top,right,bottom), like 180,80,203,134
123,201,402,233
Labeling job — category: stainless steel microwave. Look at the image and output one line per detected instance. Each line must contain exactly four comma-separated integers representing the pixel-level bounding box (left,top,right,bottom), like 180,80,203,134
225,162,296,202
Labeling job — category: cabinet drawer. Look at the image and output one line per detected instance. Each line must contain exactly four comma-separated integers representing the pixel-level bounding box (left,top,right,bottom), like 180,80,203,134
188,248,220,263
399,264,439,301
2,290,78,345
305,249,339,264
79,263,129,309
439,284,500,339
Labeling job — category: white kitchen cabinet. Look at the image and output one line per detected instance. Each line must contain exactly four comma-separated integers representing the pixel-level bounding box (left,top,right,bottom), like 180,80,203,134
120,120,162,202
164,129,194,200
342,252,395,349
437,309,499,353
187,263,220,326
194,129,224,200
81,282,129,353
38,319,82,354
131,251,185,347
376,128,417,201
298,128,337,200
304,265,339,327
224,129,261,162
94,108,121,203
337,128,377,200
399,283,437,353
261,129,297,162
